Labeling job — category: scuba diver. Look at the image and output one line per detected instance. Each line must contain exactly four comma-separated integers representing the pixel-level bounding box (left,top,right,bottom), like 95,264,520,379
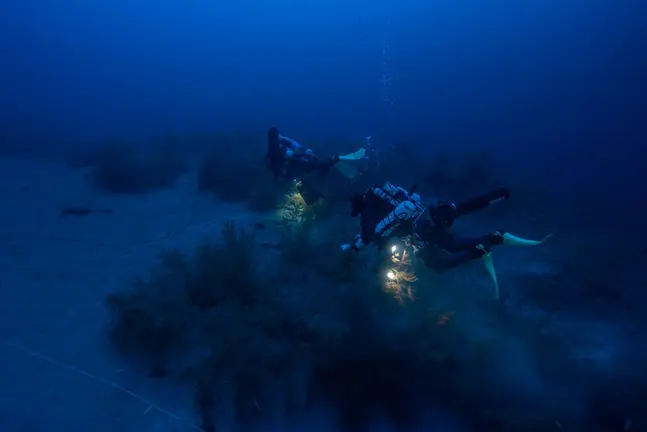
265,126,369,204
265,127,341,180
341,182,552,299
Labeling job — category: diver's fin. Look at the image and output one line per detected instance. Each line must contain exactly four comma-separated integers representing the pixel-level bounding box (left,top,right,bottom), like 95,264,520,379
503,232,554,247
482,251,499,300
334,149,366,179
338,148,366,161
334,162,359,179
334,148,367,179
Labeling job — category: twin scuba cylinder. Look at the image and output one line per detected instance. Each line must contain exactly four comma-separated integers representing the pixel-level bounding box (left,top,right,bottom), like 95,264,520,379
373,182,426,238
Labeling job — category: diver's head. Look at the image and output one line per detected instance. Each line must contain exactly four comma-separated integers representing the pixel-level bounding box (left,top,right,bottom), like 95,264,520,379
430,201,457,228
268,127,280,145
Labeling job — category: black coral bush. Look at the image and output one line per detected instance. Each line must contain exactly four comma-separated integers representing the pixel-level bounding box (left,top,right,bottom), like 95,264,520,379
105,217,578,431
106,221,316,429
106,220,455,430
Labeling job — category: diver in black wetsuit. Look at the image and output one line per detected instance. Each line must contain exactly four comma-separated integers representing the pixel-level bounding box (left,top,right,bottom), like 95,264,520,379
342,184,552,299
415,187,514,272
265,127,340,180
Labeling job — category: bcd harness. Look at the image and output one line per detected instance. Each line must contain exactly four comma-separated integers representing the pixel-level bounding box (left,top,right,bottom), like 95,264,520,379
351,182,427,251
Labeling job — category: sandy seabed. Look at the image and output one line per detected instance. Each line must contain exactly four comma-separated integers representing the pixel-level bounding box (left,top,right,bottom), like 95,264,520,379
0,155,639,431
0,156,268,431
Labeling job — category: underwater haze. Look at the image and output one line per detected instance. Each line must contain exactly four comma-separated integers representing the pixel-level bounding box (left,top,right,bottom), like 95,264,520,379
1,0,647,431
3,2,645,141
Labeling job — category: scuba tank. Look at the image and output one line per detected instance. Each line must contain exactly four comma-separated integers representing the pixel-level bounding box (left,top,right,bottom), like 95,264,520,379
374,182,425,237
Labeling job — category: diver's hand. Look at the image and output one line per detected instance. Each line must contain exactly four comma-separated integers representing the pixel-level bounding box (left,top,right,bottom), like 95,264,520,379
340,244,352,252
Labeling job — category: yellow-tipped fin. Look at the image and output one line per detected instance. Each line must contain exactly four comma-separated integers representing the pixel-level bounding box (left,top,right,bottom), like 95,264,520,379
338,148,366,161
483,253,499,300
503,232,554,247
334,161,360,179
478,245,499,300
334,148,367,179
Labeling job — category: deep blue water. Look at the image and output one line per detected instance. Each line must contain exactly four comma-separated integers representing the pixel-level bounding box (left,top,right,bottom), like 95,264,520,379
1,1,646,430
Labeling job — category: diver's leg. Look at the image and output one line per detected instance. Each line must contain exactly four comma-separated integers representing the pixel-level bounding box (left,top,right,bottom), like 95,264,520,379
303,155,339,174
419,245,500,298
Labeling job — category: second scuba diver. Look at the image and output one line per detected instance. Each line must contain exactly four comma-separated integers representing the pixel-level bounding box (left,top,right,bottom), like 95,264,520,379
341,182,552,299
265,127,341,180
264,126,369,204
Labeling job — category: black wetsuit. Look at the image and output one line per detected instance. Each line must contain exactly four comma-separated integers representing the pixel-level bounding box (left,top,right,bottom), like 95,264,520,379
415,187,511,272
415,220,505,272
350,185,511,271
283,153,338,178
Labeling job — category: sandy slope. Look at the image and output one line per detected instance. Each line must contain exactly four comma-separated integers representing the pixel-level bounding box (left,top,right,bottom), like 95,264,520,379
1,156,635,431
0,156,268,431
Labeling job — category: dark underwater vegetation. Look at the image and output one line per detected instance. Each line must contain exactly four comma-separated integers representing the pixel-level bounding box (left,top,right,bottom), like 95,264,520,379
1,0,646,431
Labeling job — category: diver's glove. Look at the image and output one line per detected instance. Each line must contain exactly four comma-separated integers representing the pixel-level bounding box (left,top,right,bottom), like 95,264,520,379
341,244,352,252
